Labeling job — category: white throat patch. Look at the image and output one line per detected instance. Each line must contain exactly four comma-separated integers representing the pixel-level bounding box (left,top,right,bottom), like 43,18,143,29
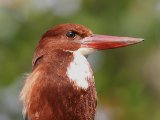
66,48,94,90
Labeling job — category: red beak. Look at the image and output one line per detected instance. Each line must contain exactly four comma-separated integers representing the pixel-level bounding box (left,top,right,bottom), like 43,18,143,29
81,34,143,50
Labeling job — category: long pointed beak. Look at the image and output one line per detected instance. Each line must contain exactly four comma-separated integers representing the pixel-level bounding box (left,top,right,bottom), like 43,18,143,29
80,34,143,50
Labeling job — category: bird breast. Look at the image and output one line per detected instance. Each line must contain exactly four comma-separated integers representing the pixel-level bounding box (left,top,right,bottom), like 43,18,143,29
66,51,94,90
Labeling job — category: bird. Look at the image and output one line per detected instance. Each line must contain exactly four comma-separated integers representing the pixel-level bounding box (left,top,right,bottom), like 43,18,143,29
20,23,143,120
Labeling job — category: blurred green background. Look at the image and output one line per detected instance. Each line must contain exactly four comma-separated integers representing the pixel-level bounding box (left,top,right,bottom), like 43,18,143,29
0,0,160,120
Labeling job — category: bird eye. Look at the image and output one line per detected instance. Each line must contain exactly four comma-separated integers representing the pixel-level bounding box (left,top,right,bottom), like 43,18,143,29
66,31,77,38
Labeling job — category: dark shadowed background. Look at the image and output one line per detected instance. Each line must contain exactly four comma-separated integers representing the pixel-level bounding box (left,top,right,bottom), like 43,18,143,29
0,0,160,120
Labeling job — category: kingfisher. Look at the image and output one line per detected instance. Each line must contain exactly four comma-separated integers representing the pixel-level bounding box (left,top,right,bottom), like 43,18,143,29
20,23,143,120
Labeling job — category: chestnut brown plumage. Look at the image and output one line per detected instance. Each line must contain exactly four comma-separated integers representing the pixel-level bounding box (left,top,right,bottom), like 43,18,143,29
20,23,143,120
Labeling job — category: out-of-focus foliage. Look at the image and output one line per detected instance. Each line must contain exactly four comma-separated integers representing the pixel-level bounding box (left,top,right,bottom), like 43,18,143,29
0,0,160,120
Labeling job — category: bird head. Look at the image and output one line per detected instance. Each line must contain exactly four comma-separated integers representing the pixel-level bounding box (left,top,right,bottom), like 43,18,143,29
32,23,143,67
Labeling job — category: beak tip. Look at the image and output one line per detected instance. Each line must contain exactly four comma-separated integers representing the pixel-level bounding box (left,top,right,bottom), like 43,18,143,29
127,37,144,45
137,38,144,42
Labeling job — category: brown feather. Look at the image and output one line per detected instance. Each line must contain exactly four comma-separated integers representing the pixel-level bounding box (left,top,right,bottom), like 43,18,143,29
20,24,97,120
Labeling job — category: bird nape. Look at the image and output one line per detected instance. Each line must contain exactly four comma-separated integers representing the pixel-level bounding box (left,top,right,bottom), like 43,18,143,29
20,23,143,120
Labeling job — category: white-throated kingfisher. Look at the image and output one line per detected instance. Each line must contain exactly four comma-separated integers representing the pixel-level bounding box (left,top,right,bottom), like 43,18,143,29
20,23,143,120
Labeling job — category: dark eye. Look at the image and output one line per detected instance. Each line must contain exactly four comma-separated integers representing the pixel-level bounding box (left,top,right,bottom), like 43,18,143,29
66,31,77,38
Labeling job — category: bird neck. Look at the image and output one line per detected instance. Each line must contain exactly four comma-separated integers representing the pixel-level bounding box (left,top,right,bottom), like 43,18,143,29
20,49,96,120
20,50,74,117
